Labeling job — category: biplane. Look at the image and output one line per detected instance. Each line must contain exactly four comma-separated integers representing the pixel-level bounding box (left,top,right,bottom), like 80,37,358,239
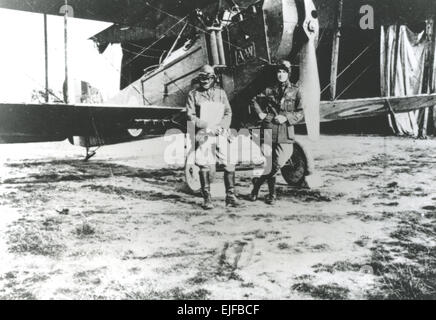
0,0,435,192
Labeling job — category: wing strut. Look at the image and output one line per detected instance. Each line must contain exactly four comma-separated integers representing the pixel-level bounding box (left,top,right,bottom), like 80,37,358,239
63,0,69,103
44,14,49,103
60,0,76,104
330,0,343,100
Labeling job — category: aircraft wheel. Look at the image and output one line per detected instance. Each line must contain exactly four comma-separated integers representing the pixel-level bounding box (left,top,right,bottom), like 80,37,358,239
127,128,144,138
280,142,308,187
184,150,215,193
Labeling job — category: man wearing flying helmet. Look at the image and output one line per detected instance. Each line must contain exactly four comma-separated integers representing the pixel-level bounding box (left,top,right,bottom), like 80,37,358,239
186,64,239,210
249,60,304,205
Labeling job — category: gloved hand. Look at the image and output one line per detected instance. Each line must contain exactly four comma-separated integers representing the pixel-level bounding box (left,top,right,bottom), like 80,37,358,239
205,127,215,135
259,112,267,120
274,115,287,124
215,127,225,135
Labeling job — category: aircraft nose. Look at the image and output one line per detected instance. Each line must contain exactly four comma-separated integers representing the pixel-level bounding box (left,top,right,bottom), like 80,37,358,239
262,0,299,60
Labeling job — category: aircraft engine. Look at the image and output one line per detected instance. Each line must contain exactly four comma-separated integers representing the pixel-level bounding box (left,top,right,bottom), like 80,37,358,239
262,0,319,62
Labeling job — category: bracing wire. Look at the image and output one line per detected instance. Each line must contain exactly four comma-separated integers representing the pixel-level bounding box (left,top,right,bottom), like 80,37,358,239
335,63,373,100
142,1,270,65
122,16,188,68
321,41,376,94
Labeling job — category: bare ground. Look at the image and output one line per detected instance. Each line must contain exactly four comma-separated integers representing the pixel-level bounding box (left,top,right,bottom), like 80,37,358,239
0,135,435,300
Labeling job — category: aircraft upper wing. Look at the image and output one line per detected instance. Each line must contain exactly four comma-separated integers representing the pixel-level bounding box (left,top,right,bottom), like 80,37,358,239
320,93,436,122
314,0,436,29
0,0,218,25
0,0,434,32
0,102,184,143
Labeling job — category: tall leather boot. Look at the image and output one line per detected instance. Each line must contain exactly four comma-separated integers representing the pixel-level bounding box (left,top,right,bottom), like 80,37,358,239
224,171,239,207
249,175,267,202
265,176,277,205
199,170,214,210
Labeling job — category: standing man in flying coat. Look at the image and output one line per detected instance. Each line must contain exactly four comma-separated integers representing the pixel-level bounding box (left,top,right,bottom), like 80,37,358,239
186,65,239,210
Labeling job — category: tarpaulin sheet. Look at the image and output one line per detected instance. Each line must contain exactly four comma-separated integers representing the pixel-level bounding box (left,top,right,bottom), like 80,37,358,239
380,25,434,137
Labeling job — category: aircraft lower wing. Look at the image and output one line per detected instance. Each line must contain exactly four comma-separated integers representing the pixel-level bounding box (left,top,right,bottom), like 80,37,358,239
0,102,183,143
320,93,436,122
1,93,435,144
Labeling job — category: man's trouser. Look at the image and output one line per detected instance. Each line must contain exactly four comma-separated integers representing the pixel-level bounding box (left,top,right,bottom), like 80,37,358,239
195,132,238,172
250,143,293,201
262,143,294,177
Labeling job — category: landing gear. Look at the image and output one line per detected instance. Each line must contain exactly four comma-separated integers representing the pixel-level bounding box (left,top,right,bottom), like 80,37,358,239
183,141,313,193
84,146,99,162
280,142,310,187
281,142,322,189
127,128,144,138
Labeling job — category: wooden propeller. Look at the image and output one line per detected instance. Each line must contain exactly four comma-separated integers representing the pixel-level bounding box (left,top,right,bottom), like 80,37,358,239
299,0,321,141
